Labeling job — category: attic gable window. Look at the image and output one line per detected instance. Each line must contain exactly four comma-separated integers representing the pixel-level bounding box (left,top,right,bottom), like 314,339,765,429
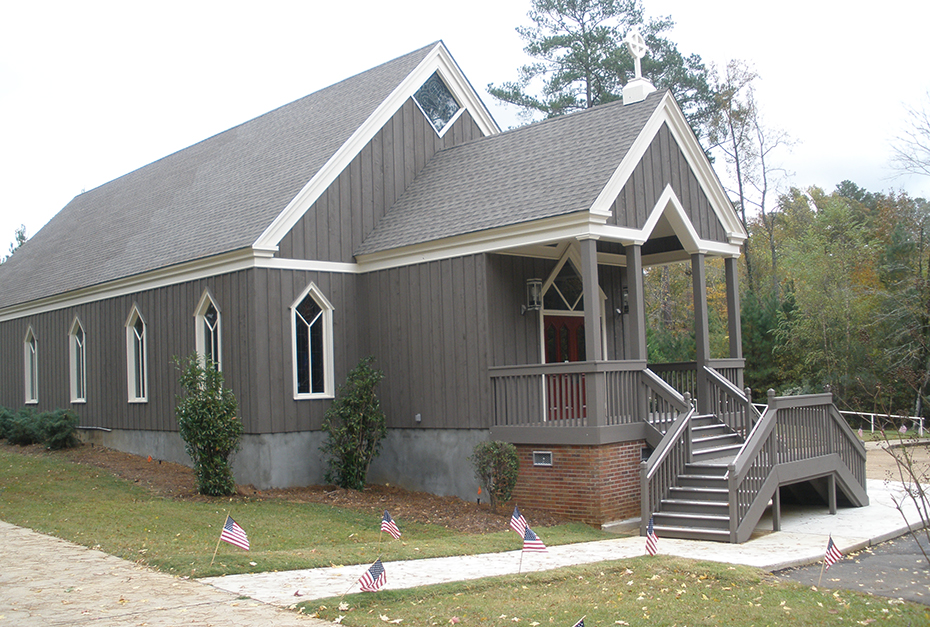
413,72,461,135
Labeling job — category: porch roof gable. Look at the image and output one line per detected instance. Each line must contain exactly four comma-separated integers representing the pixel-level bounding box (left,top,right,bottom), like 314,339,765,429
355,91,665,256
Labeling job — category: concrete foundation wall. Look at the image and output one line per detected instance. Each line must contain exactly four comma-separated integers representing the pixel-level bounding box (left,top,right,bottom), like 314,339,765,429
366,429,489,503
76,427,488,500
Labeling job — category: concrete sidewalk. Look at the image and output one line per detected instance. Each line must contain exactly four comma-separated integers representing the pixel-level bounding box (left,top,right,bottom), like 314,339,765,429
0,520,328,626
204,478,925,607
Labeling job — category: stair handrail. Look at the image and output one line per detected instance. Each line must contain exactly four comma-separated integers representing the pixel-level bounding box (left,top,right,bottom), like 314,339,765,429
640,402,696,535
703,365,760,437
726,401,778,542
641,368,690,435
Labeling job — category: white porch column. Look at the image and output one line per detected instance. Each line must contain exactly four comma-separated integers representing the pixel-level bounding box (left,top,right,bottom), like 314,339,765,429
692,252,711,414
579,237,606,426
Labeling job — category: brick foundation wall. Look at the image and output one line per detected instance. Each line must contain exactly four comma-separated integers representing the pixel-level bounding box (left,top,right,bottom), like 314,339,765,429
510,441,646,526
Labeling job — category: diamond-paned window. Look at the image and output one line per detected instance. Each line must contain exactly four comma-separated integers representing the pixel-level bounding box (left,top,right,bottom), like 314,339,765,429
413,72,460,134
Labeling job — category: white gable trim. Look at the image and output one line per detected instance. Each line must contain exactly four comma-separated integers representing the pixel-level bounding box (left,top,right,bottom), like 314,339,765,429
252,43,500,254
589,93,746,245
640,184,703,253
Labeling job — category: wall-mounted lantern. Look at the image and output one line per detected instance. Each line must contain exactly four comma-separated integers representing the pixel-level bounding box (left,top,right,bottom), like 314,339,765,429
521,278,543,315
616,286,630,316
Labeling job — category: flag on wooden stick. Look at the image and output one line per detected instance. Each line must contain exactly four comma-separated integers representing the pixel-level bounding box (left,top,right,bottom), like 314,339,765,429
522,526,547,553
645,515,658,556
510,505,528,537
381,511,402,539
570,618,585,627
220,516,250,550
824,536,843,569
359,558,387,592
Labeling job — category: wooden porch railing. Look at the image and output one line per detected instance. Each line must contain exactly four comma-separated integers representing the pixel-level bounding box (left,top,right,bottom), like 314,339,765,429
489,361,691,430
726,390,869,543
489,361,648,427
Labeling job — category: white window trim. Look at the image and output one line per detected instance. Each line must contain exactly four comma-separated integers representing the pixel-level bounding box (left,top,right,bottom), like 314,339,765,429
194,289,222,371
69,317,87,404
290,282,334,399
124,304,148,403
23,326,38,405
412,71,465,138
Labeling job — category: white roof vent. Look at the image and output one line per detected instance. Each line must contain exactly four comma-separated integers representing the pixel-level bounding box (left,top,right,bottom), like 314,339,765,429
622,29,656,105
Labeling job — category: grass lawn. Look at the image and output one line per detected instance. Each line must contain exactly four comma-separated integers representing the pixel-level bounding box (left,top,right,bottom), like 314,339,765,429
2,445,928,626
0,446,606,578
306,558,929,626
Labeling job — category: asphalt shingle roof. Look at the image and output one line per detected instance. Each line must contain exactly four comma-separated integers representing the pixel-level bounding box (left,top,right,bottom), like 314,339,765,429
0,43,439,308
355,91,665,256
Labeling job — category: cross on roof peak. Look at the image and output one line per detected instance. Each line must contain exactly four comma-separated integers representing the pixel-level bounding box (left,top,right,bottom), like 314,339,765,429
625,28,647,80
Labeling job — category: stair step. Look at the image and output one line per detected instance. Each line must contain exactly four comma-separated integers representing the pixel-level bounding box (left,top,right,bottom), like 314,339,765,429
675,475,728,488
660,499,729,514
653,511,731,530
668,486,729,502
684,462,729,477
693,432,742,446
692,443,744,460
652,525,731,542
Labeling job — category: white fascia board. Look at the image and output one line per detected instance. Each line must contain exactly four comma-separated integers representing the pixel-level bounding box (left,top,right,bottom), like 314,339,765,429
660,96,747,244
0,249,260,323
588,92,671,217
252,43,500,253
257,257,361,274
355,212,608,273
588,93,746,246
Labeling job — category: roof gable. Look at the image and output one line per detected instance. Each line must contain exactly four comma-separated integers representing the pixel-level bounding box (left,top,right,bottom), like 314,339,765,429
356,90,745,266
0,42,496,309
356,92,664,257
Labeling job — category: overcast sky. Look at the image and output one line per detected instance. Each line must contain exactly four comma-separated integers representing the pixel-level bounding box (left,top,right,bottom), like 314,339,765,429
1,0,927,250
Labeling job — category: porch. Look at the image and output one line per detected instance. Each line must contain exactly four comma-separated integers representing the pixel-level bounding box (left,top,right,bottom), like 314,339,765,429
488,358,869,542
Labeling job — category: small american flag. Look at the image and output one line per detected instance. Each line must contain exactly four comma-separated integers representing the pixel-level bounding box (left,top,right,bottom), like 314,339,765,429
510,505,528,537
220,516,249,551
571,618,585,627
381,510,401,539
645,515,658,556
359,558,386,592
899,424,909,434
857,427,863,439
824,536,843,569
522,526,547,552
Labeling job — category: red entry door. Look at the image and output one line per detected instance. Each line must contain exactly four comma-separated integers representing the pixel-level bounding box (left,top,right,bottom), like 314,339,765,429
544,315,586,421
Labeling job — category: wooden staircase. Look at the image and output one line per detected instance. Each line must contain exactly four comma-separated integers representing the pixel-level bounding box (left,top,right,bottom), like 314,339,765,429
651,415,742,541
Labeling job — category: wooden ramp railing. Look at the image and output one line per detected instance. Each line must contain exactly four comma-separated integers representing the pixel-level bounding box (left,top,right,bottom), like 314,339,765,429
726,390,869,543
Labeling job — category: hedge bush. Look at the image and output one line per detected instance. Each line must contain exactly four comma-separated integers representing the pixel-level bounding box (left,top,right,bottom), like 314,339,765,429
320,356,386,491
0,406,80,449
470,440,520,512
175,354,242,496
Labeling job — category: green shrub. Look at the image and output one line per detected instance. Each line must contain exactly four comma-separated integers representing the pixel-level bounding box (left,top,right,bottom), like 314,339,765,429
0,406,15,440
470,440,519,513
0,407,80,449
320,356,386,491
175,354,242,496
40,409,80,450
6,407,41,446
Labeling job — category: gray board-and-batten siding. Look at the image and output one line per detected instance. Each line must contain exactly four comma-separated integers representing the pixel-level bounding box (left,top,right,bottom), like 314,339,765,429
276,100,484,263
611,122,728,243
